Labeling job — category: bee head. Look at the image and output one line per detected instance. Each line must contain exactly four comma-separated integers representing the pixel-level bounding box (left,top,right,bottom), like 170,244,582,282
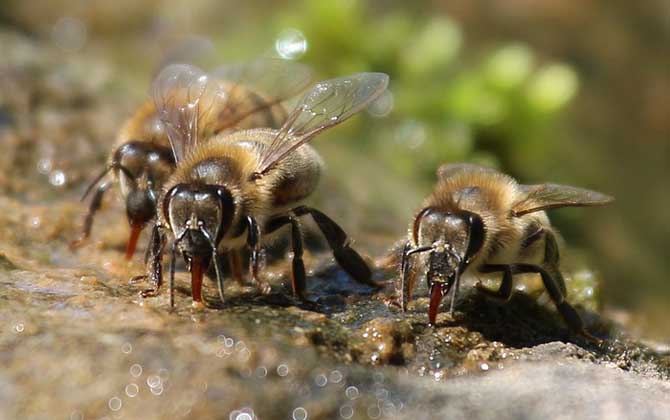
411,207,485,324
163,183,235,258
113,141,175,228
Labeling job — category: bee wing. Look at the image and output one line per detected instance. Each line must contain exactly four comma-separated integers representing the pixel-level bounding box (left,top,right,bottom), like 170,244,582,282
436,163,497,180
512,183,614,217
151,63,227,162
210,57,313,130
254,72,389,176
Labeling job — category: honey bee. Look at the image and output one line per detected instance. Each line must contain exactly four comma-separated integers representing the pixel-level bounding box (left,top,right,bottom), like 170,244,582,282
71,58,312,260
138,67,389,306
398,163,613,340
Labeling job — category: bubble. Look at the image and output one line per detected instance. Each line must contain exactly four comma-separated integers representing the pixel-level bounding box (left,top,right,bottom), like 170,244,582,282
329,370,343,384
381,400,397,417
150,385,164,396
69,410,84,420
234,413,252,420
345,386,359,400
367,90,394,118
37,158,52,174
147,375,161,389
292,407,308,420
49,170,67,187
129,364,142,378
374,388,388,400
216,347,231,358
373,372,385,384
13,323,24,333
238,348,251,362
234,341,246,352
314,374,327,387
275,29,308,60
480,362,490,371
224,337,234,348
256,366,267,378
339,404,354,419
277,364,289,377
158,368,170,381
395,120,426,149
121,343,132,354
217,334,227,344
125,383,139,398
52,17,87,52
108,397,122,411
367,404,382,419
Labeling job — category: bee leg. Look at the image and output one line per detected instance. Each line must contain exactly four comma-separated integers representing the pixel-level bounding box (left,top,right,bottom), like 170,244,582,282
69,181,112,249
245,216,271,295
543,229,567,296
399,242,421,311
476,264,514,302
293,206,378,288
287,215,307,299
512,263,601,344
264,215,307,299
227,250,245,286
140,224,166,298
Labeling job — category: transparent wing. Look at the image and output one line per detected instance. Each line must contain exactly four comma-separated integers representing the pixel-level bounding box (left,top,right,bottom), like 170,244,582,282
512,183,614,216
211,57,313,131
436,163,497,180
151,63,227,162
254,72,390,176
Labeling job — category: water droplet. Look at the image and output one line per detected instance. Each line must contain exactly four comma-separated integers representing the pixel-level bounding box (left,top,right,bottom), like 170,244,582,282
275,29,308,60
37,159,52,174
292,407,308,420
69,410,84,420
367,90,394,118
345,386,359,400
147,375,161,389
30,217,41,228
129,364,142,377
367,404,382,419
339,404,354,419
125,383,139,398
314,373,327,387
277,364,289,377
13,323,24,333
121,342,132,354
480,362,490,371
52,16,87,52
49,170,67,187
108,396,122,411
329,370,343,384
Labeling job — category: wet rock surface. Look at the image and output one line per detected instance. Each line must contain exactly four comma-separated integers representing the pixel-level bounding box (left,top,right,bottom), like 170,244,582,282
1,29,669,419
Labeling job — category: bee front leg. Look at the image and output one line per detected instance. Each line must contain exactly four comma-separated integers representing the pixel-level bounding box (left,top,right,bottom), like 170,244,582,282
476,264,514,302
293,206,379,288
245,216,271,295
69,181,112,249
139,224,166,299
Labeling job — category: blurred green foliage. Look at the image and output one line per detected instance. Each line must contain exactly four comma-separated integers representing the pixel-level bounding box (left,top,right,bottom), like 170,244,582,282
276,0,578,187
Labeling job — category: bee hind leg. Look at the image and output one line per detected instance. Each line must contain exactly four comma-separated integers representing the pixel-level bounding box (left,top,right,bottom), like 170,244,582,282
476,264,514,302
293,206,379,289
512,263,601,345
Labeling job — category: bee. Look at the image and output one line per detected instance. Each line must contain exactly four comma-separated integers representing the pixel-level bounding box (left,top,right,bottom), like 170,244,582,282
70,58,312,260
138,67,389,306
398,163,613,340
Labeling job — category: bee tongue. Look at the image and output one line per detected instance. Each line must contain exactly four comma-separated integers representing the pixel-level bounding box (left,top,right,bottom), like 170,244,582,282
428,282,446,326
125,224,143,260
191,255,204,303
